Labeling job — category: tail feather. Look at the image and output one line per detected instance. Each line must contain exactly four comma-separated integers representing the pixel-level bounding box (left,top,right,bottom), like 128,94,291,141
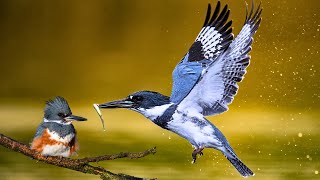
226,156,254,177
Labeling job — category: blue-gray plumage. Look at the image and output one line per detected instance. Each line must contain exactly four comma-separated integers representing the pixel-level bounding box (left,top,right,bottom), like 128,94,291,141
170,55,203,103
31,96,87,157
98,1,262,177
44,97,72,120
34,121,77,139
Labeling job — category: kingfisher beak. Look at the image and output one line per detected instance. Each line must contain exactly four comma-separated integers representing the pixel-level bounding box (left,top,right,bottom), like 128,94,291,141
65,115,87,121
98,99,134,109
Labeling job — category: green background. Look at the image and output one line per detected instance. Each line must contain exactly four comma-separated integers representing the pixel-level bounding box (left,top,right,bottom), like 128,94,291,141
0,0,319,179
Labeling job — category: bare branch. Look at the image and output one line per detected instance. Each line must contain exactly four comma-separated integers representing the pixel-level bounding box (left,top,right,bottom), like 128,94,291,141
77,147,157,164
0,133,157,180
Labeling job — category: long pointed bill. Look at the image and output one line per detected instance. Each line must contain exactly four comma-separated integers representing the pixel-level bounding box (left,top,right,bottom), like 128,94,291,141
65,115,87,121
98,99,134,109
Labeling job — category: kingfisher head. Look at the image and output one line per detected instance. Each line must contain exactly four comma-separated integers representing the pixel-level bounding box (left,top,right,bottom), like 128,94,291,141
44,96,87,124
99,91,173,120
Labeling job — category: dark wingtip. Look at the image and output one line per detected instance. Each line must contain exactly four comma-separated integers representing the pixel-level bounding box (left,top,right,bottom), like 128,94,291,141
244,0,262,26
217,1,221,8
212,4,229,27
248,0,254,21
209,1,221,25
244,2,249,25
203,3,212,27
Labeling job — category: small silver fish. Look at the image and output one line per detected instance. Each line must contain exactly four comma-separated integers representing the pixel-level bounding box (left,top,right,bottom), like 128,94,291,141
93,103,105,131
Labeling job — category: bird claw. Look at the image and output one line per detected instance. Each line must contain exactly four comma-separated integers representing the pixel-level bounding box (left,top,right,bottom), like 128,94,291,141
191,147,204,164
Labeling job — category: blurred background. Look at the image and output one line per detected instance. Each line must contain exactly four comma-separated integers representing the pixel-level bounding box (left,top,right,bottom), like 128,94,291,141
0,0,319,179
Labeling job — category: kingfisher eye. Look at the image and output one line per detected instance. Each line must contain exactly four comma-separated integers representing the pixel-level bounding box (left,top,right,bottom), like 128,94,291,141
58,113,64,117
133,96,143,102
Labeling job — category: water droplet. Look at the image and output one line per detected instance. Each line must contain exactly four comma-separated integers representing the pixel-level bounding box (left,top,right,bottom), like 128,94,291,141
315,170,319,175
298,133,303,137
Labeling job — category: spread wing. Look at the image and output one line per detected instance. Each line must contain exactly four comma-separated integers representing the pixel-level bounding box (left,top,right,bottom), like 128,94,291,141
177,2,262,116
170,1,233,103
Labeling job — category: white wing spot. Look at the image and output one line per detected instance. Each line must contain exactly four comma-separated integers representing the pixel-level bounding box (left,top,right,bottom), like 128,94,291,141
195,27,223,60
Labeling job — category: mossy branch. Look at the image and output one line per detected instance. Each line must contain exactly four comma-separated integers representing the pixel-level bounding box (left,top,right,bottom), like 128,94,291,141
0,133,157,180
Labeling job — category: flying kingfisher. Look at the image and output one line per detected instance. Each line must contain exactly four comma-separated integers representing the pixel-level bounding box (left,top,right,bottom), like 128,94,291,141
97,1,261,177
31,96,87,157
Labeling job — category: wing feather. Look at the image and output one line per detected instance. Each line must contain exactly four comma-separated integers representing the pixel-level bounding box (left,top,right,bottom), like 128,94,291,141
191,1,233,62
170,1,233,103
177,2,262,116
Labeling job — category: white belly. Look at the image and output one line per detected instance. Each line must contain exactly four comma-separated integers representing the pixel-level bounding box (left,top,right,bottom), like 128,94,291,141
167,113,221,148
42,130,75,157
42,144,71,157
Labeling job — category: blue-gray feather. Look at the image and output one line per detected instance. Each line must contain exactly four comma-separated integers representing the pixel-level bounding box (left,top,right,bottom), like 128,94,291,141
34,122,76,138
44,96,72,120
45,122,76,137
34,123,46,138
170,54,203,103
130,91,170,109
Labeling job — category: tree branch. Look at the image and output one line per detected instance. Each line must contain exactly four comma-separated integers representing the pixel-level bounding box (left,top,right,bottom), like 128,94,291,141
77,147,157,164
0,133,157,180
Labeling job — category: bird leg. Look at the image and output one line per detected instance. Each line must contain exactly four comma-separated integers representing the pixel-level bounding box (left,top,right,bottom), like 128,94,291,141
191,147,204,164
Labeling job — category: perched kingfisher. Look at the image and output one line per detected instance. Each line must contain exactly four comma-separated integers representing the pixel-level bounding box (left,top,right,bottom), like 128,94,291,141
97,1,261,177
31,96,87,157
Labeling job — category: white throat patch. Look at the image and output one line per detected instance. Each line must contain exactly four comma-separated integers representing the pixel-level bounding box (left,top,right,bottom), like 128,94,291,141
137,103,173,121
43,118,72,125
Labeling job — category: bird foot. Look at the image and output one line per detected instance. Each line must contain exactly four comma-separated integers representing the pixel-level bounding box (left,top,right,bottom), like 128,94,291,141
191,147,204,164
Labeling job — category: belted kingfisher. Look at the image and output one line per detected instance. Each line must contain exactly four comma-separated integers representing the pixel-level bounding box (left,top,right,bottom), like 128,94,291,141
31,96,87,157
98,1,261,177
